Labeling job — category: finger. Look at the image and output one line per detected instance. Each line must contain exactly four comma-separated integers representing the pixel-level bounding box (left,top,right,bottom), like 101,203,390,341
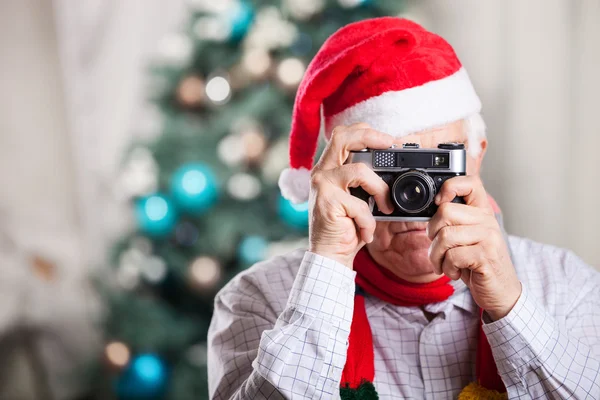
434,175,492,210
460,269,471,287
391,133,422,147
429,225,489,274
426,202,493,240
323,163,394,214
442,245,484,279
340,193,377,243
316,126,395,171
442,260,461,280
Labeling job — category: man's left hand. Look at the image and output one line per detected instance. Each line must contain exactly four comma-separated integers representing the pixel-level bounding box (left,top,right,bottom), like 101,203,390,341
427,176,522,321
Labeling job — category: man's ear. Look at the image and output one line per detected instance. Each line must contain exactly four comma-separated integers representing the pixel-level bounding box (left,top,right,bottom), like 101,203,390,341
467,137,487,176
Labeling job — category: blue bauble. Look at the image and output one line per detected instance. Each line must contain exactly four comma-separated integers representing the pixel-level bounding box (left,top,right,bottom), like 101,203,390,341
229,1,254,41
135,194,178,237
278,195,309,230
352,0,372,7
115,353,168,400
238,236,268,266
170,163,218,215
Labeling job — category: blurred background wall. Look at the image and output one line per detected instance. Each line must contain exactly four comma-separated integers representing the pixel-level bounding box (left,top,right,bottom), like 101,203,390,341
0,0,599,399
0,1,98,399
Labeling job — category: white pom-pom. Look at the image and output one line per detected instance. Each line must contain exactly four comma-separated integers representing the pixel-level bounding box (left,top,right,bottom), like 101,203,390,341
278,167,311,203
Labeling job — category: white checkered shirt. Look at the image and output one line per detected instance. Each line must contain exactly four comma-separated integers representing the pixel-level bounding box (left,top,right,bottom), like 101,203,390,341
208,236,600,399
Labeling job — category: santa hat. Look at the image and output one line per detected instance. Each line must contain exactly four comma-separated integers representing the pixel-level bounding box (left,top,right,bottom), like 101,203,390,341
278,17,482,203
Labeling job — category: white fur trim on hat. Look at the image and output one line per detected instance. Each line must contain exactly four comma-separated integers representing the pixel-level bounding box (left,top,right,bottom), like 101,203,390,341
278,167,311,204
324,68,481,137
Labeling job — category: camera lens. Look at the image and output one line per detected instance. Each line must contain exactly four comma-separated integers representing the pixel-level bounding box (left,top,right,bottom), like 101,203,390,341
392,171,435,214
402,183,424,203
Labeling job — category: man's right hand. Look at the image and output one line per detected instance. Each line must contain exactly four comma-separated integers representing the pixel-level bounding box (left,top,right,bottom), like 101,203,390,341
308,123,395,268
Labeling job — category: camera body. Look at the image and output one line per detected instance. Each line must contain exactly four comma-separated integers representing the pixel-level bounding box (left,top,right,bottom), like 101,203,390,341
347,143,466,221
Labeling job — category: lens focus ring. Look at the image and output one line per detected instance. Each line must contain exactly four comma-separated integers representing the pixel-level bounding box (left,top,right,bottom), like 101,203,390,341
391,171,436,214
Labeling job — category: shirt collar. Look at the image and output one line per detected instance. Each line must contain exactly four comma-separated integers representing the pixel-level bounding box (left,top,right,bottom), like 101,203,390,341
447,278,478,315
364,278,478,316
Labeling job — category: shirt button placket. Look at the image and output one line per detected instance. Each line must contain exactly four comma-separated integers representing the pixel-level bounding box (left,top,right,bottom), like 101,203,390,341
419,325,435,399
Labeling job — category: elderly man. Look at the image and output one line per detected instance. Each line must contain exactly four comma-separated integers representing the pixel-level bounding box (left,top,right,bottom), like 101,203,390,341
208,18,600,399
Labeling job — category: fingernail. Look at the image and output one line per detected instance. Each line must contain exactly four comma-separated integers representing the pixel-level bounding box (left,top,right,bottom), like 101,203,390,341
435,194,441,204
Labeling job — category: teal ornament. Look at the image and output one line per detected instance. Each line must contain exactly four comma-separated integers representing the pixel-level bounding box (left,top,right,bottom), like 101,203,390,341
278,195,309,230
170,163,218,215
115,353,168,400
229,1,254,41
135,194,178,237
346,0,372,7
238,236,268,266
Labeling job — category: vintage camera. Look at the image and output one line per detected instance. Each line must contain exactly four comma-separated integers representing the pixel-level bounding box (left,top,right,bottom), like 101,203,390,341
347,143,466,221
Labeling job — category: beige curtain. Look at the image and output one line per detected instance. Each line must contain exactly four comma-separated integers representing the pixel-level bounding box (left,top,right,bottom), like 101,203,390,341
407,0,600,266
53,0,187,264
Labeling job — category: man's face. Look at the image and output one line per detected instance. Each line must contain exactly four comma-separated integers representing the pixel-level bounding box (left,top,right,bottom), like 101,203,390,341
366,120,487,281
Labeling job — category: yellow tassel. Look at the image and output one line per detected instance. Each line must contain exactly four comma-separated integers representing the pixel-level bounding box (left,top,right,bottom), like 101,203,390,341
458,382,508,400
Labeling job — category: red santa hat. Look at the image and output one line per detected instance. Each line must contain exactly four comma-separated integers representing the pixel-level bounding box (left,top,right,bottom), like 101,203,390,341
278,17,482,203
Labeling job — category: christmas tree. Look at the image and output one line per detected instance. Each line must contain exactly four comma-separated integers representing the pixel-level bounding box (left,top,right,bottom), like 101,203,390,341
95,1,404,399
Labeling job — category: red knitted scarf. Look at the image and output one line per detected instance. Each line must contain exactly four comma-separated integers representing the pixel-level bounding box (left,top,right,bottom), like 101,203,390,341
340,226,507,398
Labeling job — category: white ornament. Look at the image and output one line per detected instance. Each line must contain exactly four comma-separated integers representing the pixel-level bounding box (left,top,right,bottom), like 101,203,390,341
141,256,167,284
243,7,298,51
205,75,232,104
277,58,305,88
241,48,272,78
218,134,245,167
283,0,325,20
227,173,262,201
193,16,231,42
120,247,145,267
116,257,141,290
117,147,159,199
261,138,289,183
118,245,167,286
155,33,194,67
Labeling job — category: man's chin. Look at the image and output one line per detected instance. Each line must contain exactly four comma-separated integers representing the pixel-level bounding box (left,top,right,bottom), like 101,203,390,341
374,245,436,281
388,231,435,275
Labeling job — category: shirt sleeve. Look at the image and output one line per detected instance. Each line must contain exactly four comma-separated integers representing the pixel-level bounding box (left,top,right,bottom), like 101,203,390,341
208,251,356,399
482,254,600,399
